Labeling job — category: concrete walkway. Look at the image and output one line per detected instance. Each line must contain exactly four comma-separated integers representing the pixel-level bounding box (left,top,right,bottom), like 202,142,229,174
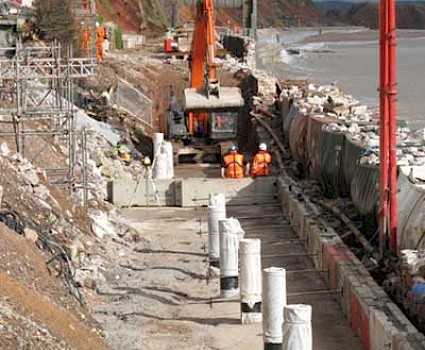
92,203,364,349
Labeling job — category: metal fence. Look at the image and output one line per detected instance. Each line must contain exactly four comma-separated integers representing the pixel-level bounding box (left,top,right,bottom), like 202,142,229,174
113,78,153,128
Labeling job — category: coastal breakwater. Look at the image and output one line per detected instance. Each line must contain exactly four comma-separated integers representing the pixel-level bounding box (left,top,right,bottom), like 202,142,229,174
232,52,425,346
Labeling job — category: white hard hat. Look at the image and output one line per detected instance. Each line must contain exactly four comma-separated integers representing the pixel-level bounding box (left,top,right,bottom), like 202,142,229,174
95,21,99,27
259,143,267,151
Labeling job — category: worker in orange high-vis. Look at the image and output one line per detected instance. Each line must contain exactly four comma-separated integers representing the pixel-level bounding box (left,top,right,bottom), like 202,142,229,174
221,145,248,179
95,22,105,62
81,23,91,57
250,143,272,177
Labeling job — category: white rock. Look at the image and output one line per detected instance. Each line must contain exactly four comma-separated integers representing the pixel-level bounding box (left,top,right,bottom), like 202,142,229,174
0,142,11,157
22,169,39,186
34,184,50,199
24,228,38,243
90,211,116,239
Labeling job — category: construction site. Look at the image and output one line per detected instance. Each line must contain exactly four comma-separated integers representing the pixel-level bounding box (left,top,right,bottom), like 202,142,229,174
0,0,424,349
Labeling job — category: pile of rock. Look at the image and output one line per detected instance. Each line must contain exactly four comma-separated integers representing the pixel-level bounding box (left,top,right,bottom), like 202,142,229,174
280,82,425,167
399,250,425,325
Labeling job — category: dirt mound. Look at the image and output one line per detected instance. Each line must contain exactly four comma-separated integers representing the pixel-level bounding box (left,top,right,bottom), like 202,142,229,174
0,224,110,350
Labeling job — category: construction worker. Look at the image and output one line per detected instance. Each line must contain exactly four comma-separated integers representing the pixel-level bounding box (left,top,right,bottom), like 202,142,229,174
81,23,91,57
142,156,152,178
250,143,272,177
221,145,247,179
95,22,106,62
114,142,132,165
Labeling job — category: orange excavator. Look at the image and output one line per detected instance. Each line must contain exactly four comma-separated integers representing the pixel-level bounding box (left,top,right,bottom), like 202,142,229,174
183,0,244,141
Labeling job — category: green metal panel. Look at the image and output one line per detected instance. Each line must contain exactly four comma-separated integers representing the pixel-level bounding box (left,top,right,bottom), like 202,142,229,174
343,135,365,192
350,163,380,225
318,131,347,198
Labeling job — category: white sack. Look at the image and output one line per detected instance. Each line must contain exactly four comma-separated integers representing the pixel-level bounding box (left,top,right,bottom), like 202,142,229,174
282,304,313,350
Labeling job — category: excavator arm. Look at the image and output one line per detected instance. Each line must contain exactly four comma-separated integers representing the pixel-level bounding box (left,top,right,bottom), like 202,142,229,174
184,0,243,135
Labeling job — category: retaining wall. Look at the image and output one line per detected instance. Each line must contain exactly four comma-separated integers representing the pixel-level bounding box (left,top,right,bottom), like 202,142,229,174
108,177,277,207
277,175,425,350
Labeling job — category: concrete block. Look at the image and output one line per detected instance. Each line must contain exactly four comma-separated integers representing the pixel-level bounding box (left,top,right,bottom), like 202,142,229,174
350,286,372,350
176,177,277,207
108,179,176,207
385,303,418,334
392,333,425,350
287,194,297,221
306,226,322,269
338,265,364,317
370,308,398,350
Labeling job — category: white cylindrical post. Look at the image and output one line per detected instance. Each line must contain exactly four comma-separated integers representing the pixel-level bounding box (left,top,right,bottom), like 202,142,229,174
208,205,226,267
219,218,243,298
282,304,312,350
263,267,287,350
208,193,226,267
239,238,262,324
152,141,173,179
209,193,226,213
153,132,164,159
163,141,174,178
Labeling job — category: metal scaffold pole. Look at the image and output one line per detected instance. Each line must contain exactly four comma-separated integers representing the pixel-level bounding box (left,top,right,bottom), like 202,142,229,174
379,0,397,257
388,0,398,253
0,38,96,211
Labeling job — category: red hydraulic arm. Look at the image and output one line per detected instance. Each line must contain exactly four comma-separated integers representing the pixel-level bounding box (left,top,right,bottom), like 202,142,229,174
187,0,220,135
379,0,397,256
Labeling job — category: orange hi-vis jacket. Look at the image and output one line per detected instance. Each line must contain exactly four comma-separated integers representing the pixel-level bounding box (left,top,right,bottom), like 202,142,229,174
223,152,244,179
251,151,272,177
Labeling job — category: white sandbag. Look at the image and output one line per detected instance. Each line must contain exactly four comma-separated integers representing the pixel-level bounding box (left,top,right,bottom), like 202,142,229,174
282,304,313,350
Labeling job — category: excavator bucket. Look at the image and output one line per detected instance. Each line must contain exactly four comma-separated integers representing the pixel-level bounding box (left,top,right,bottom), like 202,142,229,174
184,87,244,111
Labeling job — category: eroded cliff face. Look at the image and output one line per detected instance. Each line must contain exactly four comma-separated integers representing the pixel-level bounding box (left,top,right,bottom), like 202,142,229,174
95,0,322,33
326,2,425,29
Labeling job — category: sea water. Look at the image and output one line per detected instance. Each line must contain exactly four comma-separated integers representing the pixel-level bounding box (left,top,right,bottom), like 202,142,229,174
257,27,425,129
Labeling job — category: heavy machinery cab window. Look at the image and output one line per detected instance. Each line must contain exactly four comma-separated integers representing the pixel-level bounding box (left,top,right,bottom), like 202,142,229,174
210,112,236,133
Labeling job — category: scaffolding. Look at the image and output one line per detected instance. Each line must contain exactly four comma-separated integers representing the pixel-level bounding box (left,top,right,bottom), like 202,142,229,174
0,40,96,208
